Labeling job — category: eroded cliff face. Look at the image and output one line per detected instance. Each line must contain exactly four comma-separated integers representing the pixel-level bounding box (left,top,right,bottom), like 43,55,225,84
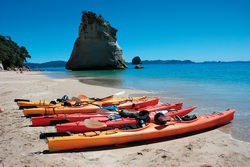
66,11,127,70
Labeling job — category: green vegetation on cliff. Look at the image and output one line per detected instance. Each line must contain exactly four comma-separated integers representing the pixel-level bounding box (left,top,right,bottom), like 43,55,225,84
0,35,31,69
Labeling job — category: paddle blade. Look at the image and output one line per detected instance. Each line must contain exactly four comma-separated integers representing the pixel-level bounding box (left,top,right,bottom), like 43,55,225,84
96,109,117,116
84,119,107,128
77,94,89,99
158,116,172,121
71,96,82,103
114,91,125,96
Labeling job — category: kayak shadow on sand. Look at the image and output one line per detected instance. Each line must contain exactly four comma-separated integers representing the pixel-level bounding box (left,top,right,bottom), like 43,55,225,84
35,122,233,154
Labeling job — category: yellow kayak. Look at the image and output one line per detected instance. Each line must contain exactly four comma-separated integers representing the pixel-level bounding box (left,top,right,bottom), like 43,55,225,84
23,97,157,117
17,95,147,109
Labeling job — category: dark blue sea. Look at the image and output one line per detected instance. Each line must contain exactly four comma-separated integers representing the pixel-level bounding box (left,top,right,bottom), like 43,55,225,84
38,63,250,142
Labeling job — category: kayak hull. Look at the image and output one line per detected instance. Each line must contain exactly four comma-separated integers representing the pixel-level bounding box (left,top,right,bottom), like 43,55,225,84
31,102,183,126
47,109,235,152
17,100,56,109
17,96,147,109
117,97,159,109
23,105,101,116
56,106,197,133
23,97,160,117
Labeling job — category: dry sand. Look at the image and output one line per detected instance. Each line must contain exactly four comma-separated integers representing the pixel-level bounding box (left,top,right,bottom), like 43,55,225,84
0,71,250,167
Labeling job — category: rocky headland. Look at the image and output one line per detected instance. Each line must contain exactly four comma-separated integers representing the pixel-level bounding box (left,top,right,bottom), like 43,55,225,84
66,11,127,70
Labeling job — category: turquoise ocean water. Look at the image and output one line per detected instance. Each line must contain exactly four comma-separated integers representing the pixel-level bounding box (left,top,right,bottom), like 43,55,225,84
40,63,250,142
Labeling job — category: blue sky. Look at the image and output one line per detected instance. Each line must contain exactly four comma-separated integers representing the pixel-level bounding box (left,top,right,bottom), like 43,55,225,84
0,0,249,63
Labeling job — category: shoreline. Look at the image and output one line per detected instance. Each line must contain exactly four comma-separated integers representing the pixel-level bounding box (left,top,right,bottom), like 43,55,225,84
44,70,250,143
1,71,250,166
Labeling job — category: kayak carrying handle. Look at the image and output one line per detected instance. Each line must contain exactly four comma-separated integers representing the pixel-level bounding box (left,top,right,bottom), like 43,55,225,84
81,131,101,137
105,130,117,135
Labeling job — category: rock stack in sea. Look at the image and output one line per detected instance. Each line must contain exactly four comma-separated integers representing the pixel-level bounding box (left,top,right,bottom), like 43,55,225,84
132,56,144,69
132,56,142,65
66,11,127,70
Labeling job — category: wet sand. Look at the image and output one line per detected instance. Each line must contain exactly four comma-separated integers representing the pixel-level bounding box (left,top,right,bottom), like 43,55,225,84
0,71,250,167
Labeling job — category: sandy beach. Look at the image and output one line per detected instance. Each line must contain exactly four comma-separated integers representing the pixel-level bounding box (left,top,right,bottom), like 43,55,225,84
0,71,250,167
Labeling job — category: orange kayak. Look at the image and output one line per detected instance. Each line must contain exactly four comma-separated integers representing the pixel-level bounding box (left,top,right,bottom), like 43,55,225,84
42,109,235,152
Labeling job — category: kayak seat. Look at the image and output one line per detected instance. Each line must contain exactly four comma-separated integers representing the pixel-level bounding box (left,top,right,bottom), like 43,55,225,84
154,113,167,125
182,115,197,121
175,115,197,122
119,124,142,130
50,101,57,105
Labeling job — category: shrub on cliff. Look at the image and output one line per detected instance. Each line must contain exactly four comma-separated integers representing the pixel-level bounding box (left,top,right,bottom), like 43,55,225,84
0,35,31,69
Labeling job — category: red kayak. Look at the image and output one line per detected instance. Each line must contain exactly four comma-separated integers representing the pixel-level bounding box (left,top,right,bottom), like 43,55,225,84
56,106,197,133
31,102,183,126
116,97,160,109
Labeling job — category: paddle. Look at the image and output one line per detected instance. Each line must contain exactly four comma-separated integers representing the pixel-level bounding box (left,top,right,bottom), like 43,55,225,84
84,119,107,128
95,109,118,116
113,90,125,96
71,96,83,103
94,90,126,100
71,91,126,104
158,116,172,122
77,94,89,99
92,90,126,100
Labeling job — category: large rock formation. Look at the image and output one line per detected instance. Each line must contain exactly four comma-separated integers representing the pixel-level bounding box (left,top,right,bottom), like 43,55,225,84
66,11,127,70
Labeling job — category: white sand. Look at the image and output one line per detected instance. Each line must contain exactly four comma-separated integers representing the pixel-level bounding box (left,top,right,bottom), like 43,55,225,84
0,71,250,167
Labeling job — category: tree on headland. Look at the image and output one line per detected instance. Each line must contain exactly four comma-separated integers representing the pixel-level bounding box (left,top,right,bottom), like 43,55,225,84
0,34,31,70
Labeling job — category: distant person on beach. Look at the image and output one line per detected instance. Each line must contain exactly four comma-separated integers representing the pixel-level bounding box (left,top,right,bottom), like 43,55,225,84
14,68,19,73
19,67,23,74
